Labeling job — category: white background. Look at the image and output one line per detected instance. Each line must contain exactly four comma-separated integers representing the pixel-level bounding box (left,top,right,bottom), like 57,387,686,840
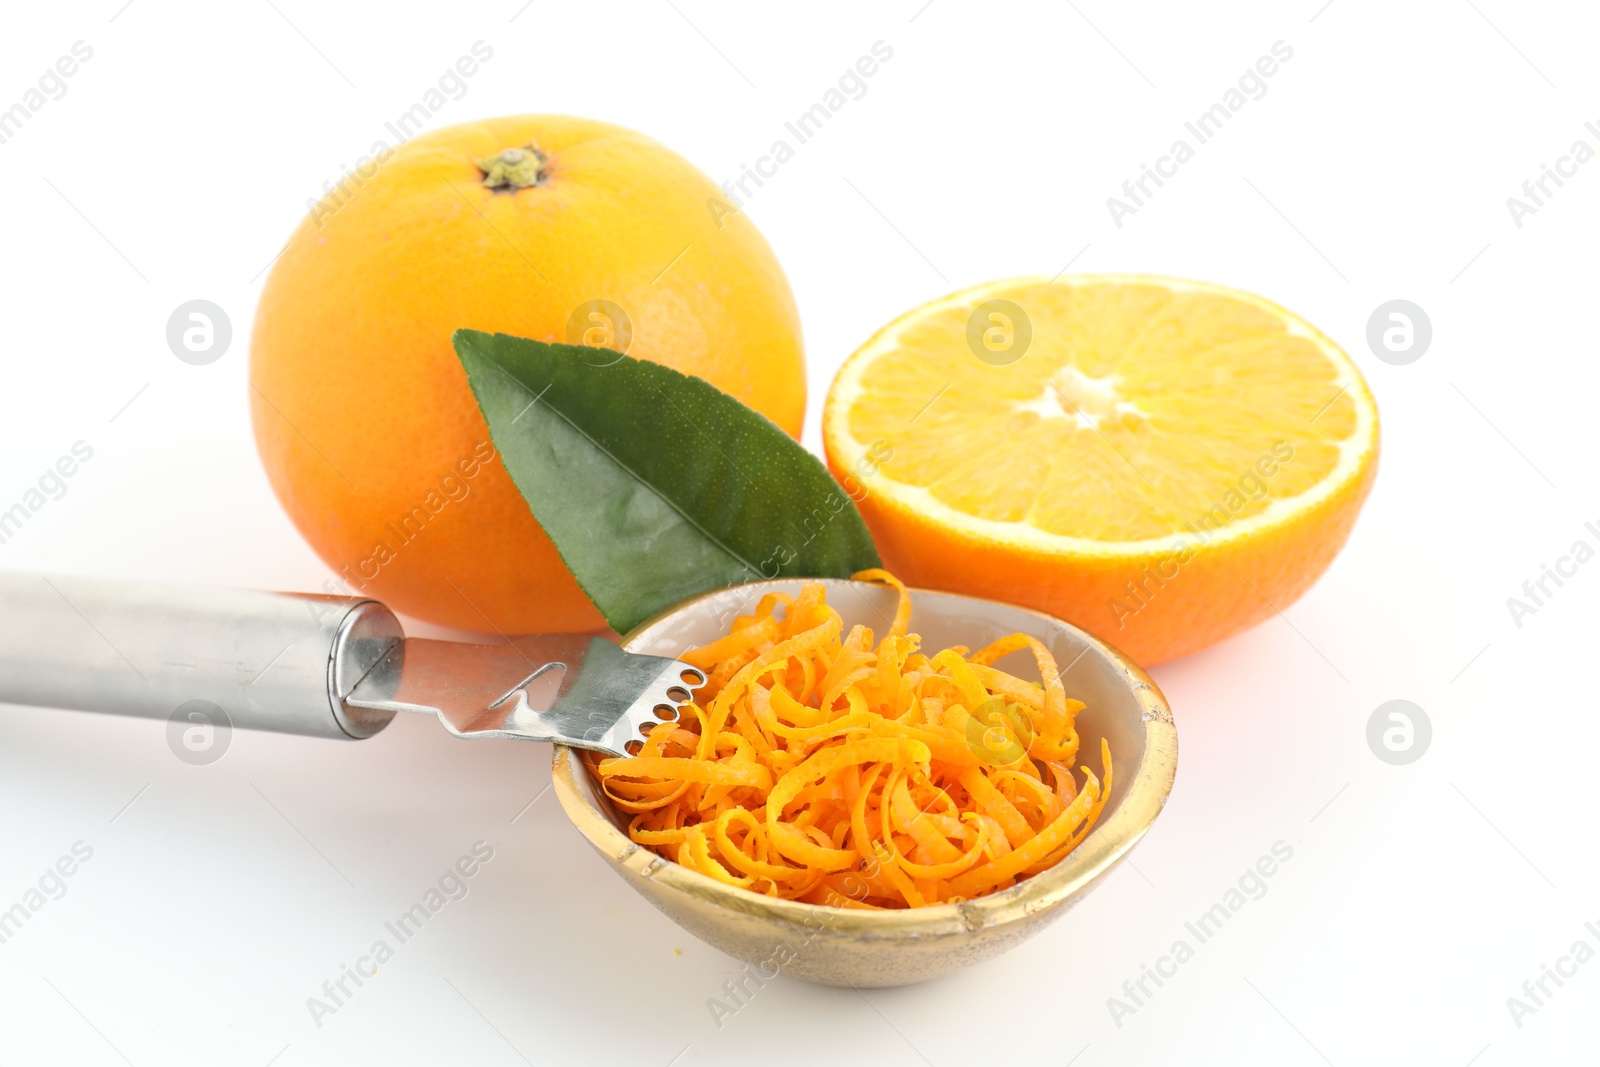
0,1,1594,1064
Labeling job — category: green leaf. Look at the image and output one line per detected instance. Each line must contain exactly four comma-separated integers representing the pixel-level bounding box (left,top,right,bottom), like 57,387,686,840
452,329,881,634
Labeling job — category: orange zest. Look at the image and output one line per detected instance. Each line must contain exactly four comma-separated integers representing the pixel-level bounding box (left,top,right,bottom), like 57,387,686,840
590,570,1112,908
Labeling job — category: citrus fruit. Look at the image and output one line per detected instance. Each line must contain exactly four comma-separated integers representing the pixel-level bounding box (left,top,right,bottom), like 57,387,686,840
251,115,805,634
822,276,1379,665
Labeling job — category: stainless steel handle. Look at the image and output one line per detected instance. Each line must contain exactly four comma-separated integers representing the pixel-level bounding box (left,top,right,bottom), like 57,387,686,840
0,572,402,740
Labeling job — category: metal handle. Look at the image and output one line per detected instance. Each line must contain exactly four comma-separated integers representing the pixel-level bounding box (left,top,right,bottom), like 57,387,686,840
0,572,403,740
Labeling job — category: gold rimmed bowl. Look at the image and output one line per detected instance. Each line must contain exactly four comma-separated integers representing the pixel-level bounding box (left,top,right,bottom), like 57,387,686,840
552,579,1177,988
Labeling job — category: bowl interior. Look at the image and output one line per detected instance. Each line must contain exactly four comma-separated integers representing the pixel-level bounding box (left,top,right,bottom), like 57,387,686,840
566,579,1172,897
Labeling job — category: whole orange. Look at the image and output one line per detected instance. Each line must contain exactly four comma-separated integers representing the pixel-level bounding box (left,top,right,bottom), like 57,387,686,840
251,115,804,634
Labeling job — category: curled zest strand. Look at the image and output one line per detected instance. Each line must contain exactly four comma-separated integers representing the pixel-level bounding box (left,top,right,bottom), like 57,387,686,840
591,573,1113,908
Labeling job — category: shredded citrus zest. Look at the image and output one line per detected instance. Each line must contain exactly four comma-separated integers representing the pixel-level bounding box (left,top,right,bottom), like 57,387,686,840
591,571,1113,908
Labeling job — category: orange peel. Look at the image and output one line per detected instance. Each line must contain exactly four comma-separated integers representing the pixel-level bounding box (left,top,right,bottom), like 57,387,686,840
592,573,1112,907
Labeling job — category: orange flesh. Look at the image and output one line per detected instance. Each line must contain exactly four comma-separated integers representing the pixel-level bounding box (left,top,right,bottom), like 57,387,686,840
844,283,1357,542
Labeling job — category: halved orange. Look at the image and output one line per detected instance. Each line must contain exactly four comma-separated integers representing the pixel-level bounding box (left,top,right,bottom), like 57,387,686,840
822,276,1379,665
